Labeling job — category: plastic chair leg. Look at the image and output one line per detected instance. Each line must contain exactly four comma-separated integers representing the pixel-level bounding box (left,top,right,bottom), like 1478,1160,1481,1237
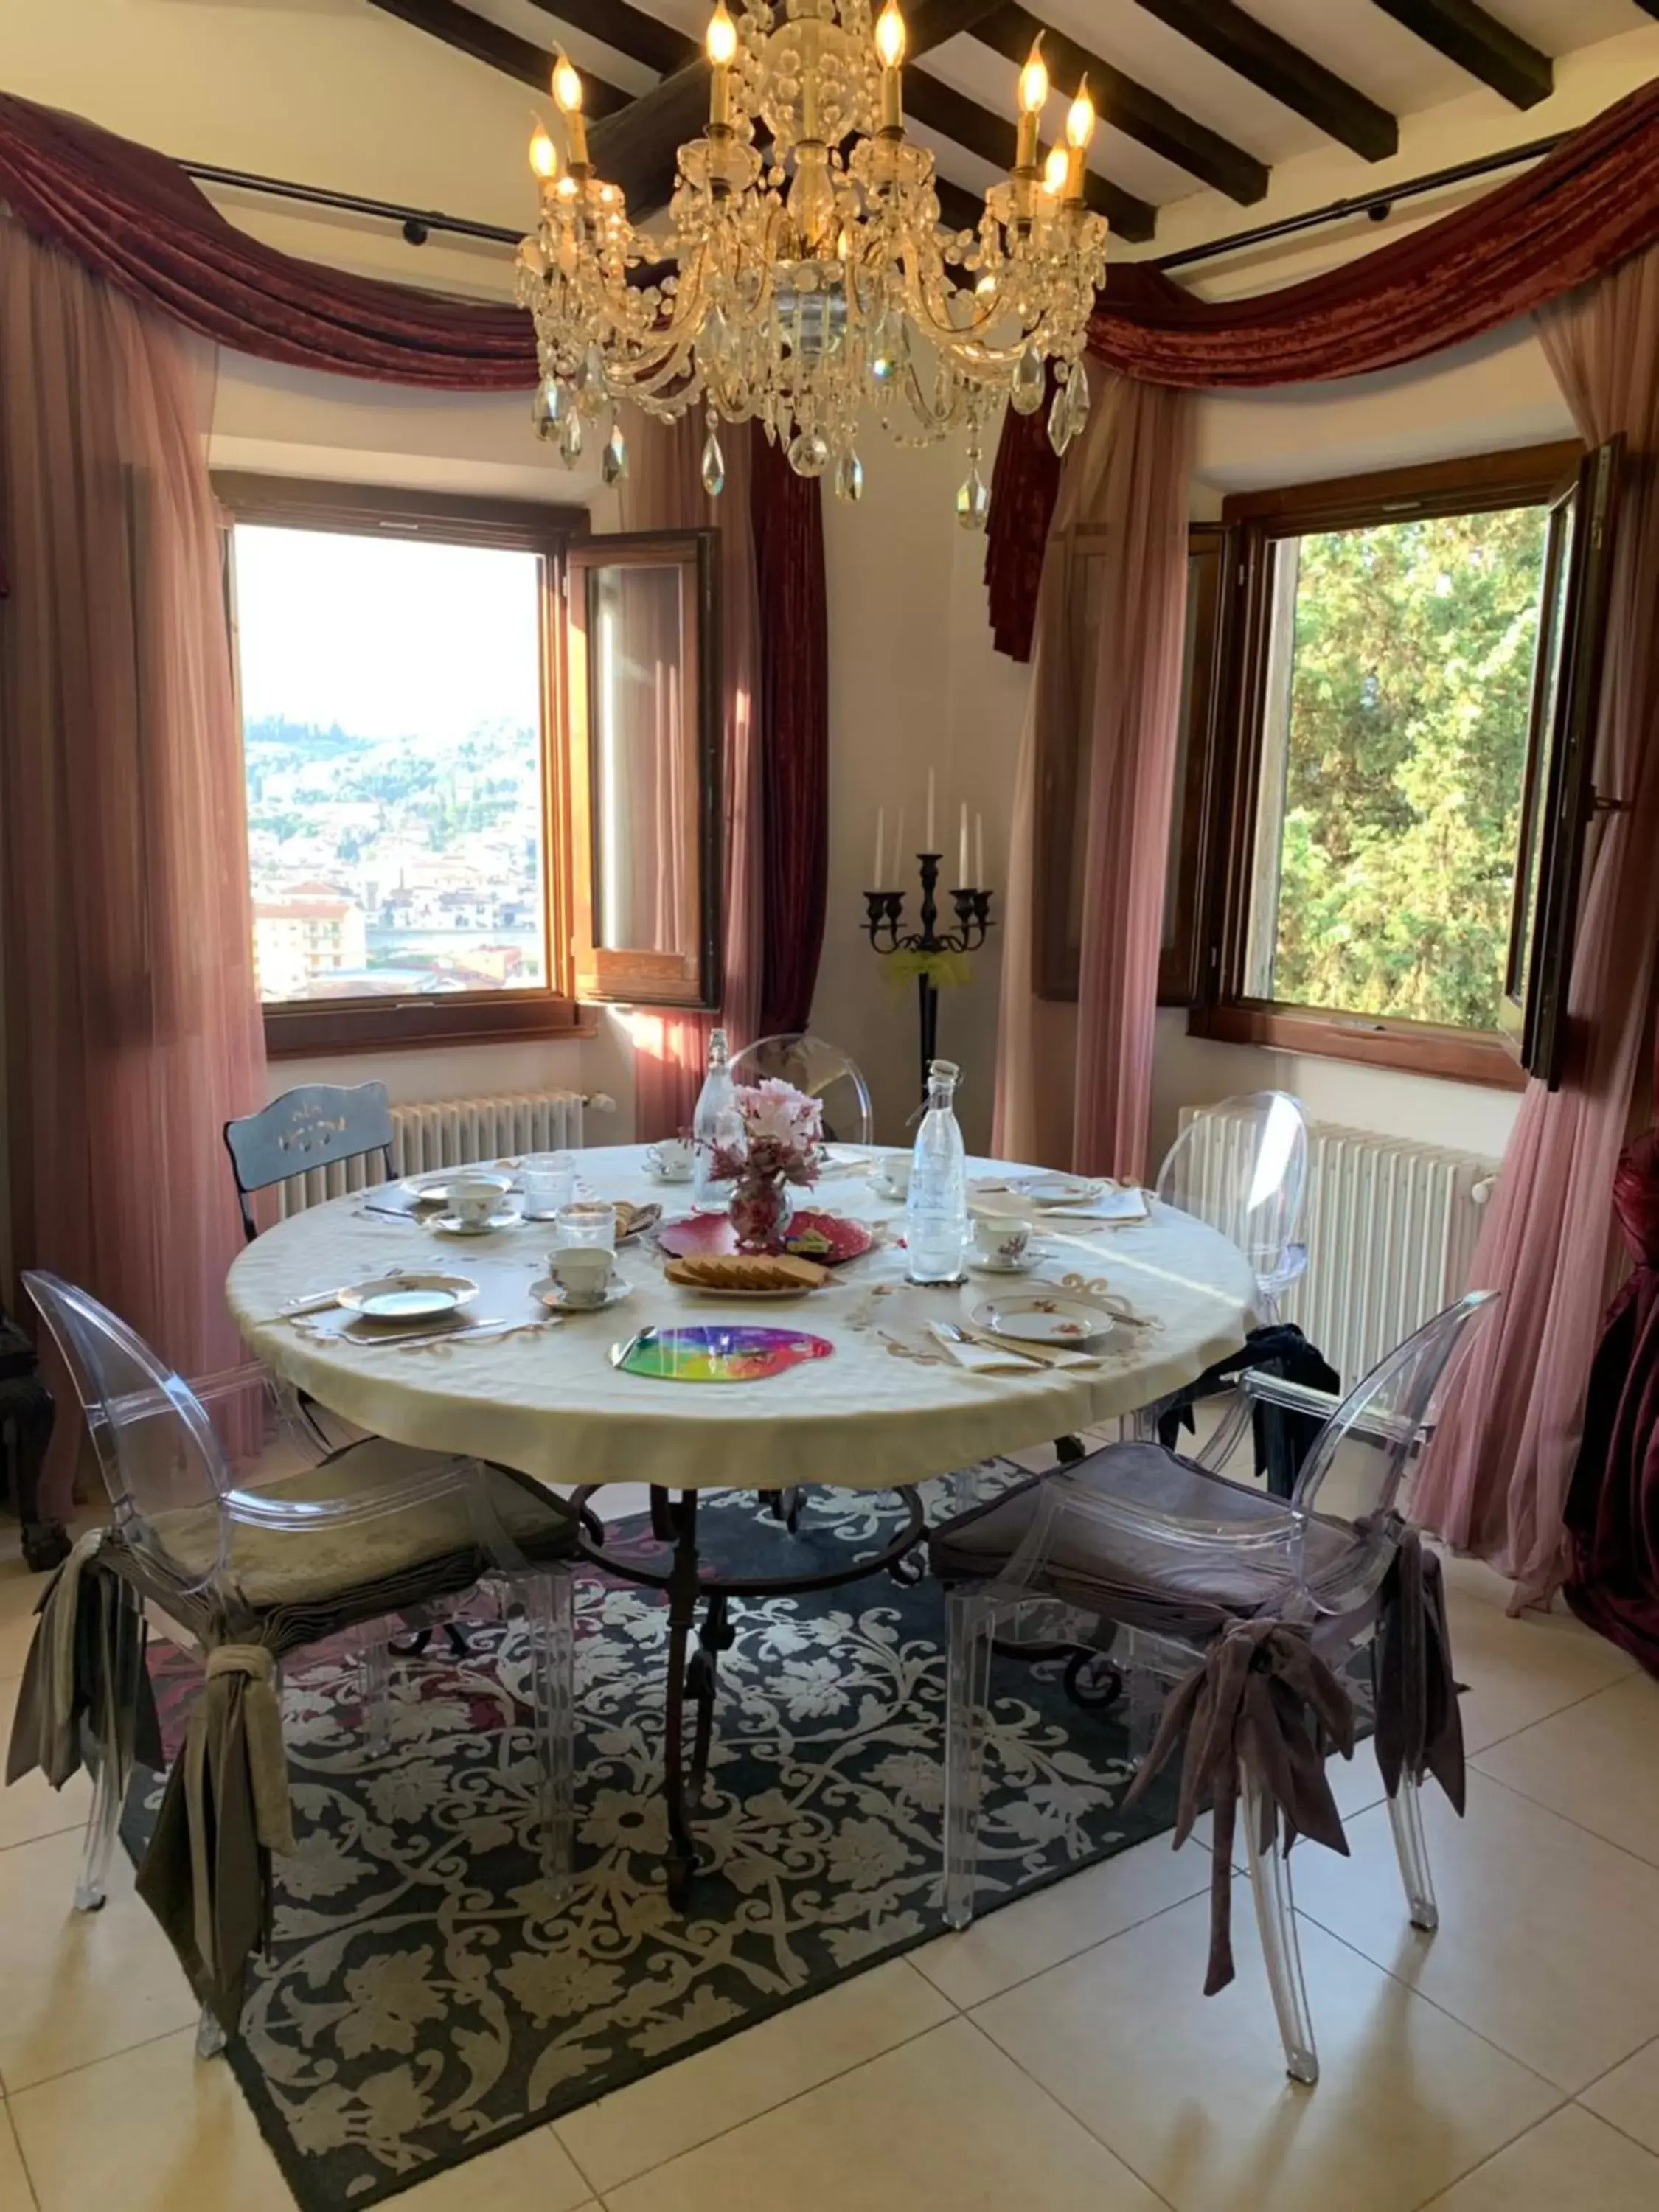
1240,1761,1319,2085
942,1590,995,1930
1386,1774,1439,1932
195,2003,228,2059
522,1568,576,1888
360,1625,392,1754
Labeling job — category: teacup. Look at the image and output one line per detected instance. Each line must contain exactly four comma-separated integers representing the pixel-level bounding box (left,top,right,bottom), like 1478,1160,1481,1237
646,1138,695,1182
451,1174,504,1228
973,1215,1032,1270
878,1152,913,1199
550,1245,612,1309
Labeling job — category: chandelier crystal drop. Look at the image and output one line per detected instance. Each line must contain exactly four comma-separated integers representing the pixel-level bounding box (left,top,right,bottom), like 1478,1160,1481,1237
514,1,1110,507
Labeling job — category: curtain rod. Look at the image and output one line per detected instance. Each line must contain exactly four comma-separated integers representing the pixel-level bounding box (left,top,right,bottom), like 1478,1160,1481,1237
1150,133,1563,273
182,130,1565,272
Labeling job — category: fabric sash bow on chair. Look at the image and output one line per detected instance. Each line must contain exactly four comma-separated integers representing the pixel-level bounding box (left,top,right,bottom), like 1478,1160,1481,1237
1125,1618,1354,1994
137,1643,295,2034
4,1528,162,1790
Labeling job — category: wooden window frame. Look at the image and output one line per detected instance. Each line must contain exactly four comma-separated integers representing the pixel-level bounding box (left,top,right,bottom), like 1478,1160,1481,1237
1186,442,1589,1093
564,531,723,1011
217,474,590,1059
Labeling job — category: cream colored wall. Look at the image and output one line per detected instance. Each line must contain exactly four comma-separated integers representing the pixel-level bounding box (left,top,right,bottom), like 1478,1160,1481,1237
807,437,1028,1152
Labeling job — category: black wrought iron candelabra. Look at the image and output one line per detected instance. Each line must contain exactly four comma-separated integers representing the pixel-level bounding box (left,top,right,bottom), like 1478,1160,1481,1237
863,852,995,1099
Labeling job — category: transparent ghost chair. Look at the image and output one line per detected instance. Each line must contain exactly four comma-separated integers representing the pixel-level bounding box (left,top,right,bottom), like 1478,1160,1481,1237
1155,1091,1310,1313
16,1271,579,2046
931,1290,1496,2086
729,1034,875,1147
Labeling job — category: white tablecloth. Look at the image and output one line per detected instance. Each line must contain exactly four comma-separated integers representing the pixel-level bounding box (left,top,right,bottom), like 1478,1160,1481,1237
225,1145,1261,1493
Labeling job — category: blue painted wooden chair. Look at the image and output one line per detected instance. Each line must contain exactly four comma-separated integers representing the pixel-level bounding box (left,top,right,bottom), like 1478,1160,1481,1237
223,1082,396,1243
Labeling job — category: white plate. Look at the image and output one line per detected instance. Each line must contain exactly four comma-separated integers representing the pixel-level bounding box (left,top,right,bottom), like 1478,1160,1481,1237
429,1209,521,1236
401,1167,515,1206
336,1272,479,1322
529,1273,632,1314
1009,1174,1105,1207
970,1290,1114,1347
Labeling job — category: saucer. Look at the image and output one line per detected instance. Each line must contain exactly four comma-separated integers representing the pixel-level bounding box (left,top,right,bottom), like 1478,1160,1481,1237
970,1290,1114,1348
530,1273,631,1315
429,1209,520,1236
967,1251,1037,1276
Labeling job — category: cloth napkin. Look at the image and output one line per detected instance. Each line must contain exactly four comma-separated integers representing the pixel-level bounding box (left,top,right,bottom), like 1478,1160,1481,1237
925,1322,1100,1374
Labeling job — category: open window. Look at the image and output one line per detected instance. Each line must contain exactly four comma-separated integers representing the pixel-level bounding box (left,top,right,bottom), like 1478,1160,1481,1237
1499,437,1623,1088
215,478,723,1053
565,532,722,1009
1178,442,1620,1090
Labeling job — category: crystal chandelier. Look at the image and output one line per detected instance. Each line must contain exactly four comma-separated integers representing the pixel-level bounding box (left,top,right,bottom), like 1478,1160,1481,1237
514,0,1109,523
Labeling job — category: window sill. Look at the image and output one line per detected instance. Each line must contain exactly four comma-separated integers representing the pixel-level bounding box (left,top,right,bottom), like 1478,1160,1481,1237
263,995,594,1059
1189,1003,1528,1091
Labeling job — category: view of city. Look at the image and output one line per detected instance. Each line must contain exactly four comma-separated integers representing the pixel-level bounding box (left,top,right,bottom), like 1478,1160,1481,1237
233,523,549,1003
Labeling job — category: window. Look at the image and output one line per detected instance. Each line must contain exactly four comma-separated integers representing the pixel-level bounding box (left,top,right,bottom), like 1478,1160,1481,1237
1185,444,1620,1089
217,479,722,1054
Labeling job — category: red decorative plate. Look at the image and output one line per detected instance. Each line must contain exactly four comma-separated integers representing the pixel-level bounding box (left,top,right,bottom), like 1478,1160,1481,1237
657,1209,875,1265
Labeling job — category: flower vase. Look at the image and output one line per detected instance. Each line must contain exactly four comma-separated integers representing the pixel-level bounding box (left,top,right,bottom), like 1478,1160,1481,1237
731,1170,796,1254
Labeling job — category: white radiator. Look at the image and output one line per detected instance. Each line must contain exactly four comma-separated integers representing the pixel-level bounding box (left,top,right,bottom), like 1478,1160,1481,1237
275,1088,591,1220
1175,1107,1498,1385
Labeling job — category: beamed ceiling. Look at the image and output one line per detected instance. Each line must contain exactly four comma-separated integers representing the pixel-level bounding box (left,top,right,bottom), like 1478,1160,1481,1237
364,0,1655,244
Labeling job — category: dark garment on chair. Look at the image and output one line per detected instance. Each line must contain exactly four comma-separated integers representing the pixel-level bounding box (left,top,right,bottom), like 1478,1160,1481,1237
1564,1132,1659,1676
1155,1324,1341,1498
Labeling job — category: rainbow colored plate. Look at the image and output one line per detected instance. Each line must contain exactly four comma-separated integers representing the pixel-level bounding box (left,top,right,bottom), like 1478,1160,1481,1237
610,1325,835,1382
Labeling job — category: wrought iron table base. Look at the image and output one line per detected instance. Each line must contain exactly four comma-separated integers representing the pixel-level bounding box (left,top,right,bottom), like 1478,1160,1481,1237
571,1481,927,1906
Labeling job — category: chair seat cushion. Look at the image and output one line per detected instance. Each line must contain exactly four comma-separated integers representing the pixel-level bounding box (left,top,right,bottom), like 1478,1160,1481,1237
928,1441,1360,1628
150,1440,575,1620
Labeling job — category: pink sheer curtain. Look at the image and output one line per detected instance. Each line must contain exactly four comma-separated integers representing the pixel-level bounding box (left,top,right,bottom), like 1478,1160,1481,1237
0,218,265,1514
1413,244,1659,1602
619,417,762,1140
993,370,1194,1179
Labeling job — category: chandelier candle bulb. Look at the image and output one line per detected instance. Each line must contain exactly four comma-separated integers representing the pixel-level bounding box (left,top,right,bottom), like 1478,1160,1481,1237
975,810,984,889
528,123,557,184
1065,77,1095,201
706,1,737,128
874,804,886,889
552,52,588,167
926,768,936,852
959,803,969,886
876,0,906,130
1016,37,1048,171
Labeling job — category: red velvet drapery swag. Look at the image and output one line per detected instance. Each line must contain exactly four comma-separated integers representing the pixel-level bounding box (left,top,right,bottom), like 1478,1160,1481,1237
986,76,1659,660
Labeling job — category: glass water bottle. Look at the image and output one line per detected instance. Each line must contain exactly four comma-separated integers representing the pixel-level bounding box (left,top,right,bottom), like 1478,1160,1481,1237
905,1058,968,1283
692,1026,740,1212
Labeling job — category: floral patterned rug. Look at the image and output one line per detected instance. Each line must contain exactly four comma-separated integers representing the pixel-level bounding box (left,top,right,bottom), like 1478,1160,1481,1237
125,1470,1185,2211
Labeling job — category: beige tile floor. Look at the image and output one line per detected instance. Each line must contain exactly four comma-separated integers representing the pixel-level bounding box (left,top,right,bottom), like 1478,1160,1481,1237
1,1506,1657,2212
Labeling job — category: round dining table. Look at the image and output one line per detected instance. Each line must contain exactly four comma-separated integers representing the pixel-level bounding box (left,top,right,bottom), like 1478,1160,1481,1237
229,1141,1260,1899
226,1142,1262,1495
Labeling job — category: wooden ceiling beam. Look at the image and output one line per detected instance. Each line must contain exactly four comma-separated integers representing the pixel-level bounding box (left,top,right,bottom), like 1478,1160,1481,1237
366,0,630,111
903,66,1156,240
1131,0,1399,162
524,0,695,80
1369,0,1553,109
972,3,1267,204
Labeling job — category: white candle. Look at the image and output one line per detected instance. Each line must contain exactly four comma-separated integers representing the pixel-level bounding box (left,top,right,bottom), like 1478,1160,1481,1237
893,809,905,880
925,768,936,852
873,805,885,890
959,802,969,886
975,810,985,888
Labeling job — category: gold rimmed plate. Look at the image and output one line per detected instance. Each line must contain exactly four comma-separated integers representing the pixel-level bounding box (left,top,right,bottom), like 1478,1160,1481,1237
336,1271,480,1323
